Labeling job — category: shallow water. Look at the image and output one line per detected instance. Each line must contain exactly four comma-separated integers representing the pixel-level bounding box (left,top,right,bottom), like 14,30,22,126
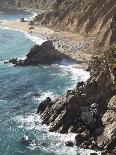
0,12,100,155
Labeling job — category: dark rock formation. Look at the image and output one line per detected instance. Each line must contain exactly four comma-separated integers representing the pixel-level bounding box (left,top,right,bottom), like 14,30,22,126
20,17,25,22
37,52,116,153
8,41,75,66
65,141,74,147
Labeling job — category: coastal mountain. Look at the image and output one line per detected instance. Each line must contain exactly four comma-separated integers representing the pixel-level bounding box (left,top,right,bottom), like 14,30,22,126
1,0,115,49
34,0,116,49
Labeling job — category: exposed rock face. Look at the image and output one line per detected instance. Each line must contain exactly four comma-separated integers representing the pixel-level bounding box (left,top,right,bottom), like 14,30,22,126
37,52,116,153
7,41,75,66
34,0,116,49
97,95,116,151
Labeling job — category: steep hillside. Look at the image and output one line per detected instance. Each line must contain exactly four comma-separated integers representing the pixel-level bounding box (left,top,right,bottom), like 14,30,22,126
34,0,116,50
0,0,54,9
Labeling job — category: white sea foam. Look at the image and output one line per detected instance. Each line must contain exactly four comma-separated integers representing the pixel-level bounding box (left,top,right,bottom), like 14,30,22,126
0,25,46,45
1,13,92,154
0,60,4,65
25,32,46,45
14,114,42,130
34,91,56,102
24,12,38,21
59,64,90,88
14,113,101,154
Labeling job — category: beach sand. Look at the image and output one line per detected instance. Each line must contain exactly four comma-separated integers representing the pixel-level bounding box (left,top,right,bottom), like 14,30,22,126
3,21,92,69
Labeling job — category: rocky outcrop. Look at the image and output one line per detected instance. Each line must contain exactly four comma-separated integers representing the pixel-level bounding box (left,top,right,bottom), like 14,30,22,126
7,41,75,66
37,49,116,153
97,96,116,152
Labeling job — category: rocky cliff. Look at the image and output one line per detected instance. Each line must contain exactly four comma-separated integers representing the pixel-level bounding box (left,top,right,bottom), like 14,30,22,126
34,0,116,49
37,46,116,154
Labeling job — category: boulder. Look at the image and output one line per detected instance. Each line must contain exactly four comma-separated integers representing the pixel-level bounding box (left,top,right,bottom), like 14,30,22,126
65,141,74,147
20,18,25,22
8,41,74,66
75,133,85,145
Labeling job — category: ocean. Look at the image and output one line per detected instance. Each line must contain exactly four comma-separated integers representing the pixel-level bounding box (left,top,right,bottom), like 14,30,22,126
0,11,99,155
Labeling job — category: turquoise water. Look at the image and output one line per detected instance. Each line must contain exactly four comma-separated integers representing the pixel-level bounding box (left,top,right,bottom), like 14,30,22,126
0,13,97,155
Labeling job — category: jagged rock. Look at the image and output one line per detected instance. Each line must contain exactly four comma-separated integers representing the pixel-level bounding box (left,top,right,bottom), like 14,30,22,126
37,97,53,114
9,58,18,64
37,58,116,152
97,122,116,150
65,141,74,147
8,41,74,66
79,107,97,128
75,133,85,145
81,130,90,140
107,95,116,110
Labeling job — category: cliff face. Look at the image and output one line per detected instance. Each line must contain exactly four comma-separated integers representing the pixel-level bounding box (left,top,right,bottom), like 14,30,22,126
35,0,116,49
0,0,54,9
37,46,116,154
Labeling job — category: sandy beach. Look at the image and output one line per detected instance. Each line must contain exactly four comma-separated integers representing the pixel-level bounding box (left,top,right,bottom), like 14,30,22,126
3,21,92,69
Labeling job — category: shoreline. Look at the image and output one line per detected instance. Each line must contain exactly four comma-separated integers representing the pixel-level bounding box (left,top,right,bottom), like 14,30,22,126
2,20,92,70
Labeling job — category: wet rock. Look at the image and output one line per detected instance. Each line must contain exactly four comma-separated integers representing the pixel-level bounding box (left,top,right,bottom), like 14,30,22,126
20,136,38,147
9,58,18,64
65,141,74,147
34,93,41,97
20,18,25,22
75,133,85,145
21,136,30,146
4,61,9,64
81,130,90,140
37,97,53,114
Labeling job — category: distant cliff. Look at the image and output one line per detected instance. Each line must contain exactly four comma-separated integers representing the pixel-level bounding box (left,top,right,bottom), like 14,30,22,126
34,0,116,50
0,0,54,9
